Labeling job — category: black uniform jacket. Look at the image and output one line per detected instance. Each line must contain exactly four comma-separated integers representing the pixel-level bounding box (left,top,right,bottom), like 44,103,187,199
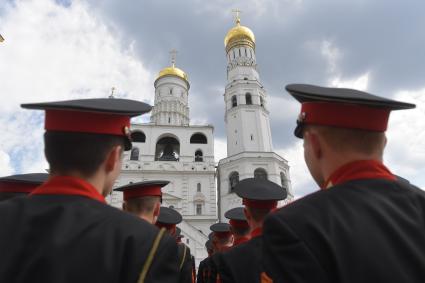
178,243,194,283
263,178,425,283
216,235,263,283
197,256,212,283
0,194,180,283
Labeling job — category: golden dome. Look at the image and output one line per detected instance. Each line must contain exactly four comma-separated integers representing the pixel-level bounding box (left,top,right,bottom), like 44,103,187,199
157,65,188,82
224,18,255,51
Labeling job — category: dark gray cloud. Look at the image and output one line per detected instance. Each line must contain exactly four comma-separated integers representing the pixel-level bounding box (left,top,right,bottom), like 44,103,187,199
86,0,425,150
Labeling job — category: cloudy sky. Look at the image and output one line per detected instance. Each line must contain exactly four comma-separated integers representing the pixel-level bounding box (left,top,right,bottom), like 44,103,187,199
0,0,424,197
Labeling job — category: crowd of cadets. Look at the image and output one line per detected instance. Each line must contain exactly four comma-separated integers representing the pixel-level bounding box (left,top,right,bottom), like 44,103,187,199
0,84,424,283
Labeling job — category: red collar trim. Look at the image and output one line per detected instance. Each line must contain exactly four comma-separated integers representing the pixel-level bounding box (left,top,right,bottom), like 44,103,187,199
251,227,263,238
233,236,250,246
30,176,106,203
323,160,396,189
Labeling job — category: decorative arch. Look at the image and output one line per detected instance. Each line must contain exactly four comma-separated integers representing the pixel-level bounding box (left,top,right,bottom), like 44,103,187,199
131,131,146,143
254,168,268,180
190,133,207,144
245,93,252,105
229,171,239,193
155,135,180,161
195,150,203,162
231,95,237,108
280,171,289,192
130,147,139,161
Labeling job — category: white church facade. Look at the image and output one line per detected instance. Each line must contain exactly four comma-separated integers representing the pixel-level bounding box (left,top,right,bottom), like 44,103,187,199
107,14,293,265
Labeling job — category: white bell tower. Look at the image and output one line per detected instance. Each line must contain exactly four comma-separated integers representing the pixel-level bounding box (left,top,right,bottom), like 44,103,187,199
223,10,273,156
151,50,190,126
218,11,293,221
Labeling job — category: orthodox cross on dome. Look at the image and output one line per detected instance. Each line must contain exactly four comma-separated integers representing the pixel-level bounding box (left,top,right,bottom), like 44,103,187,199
170,49,178,67
232,8,241,25
109,87,115,99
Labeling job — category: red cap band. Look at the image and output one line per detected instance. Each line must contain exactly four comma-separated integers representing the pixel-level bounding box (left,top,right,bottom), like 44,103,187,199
45,109,130,136
156,222,176,231
300,102,390,131
214,231,232,239
229,219,249,229
243,199,277,209
123,186,162,201
0,182,38,193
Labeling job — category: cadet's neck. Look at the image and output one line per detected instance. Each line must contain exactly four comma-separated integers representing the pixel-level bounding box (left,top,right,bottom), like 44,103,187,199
49,171,106,196
321,153,383,188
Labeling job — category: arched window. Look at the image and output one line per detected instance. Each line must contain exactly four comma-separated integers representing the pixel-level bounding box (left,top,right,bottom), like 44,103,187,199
231,95,237,108
195,150,203,162
190,133,208,144
130,147,139,161
131,131,146,143
260,96,264,107
229,171,239,192
246,93,252,105
280,172,288,192
155,136,180,161
254,168,268,180
197,183,201,192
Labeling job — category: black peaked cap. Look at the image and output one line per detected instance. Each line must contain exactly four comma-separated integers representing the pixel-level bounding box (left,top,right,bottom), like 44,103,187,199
157,207,183,225
21,98,152,116
210,222,231,233
113,180,169,192
224,207,247,221
234,178,287,201
0,173,49,184
285,84,416,110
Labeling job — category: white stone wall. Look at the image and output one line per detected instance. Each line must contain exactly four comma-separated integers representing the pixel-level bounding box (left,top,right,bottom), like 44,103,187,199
217,152,293,221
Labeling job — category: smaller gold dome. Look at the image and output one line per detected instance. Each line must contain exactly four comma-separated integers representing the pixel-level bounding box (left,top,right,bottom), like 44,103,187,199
157,65,188,82
224,20,255,48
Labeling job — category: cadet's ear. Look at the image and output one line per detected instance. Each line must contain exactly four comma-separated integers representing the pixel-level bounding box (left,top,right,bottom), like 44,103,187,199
152,202,161,224
104,145,122,173
305,130,322,160
244,207,252,222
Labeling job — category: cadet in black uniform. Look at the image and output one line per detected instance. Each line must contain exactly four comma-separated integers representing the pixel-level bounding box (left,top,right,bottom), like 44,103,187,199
216,179,286,283
262,84,425,283
0,98,179,283
197,239,214,283
114,180,169,224
224,207,250,247
156,206,194,283
208,223,233,283
0,173,48,201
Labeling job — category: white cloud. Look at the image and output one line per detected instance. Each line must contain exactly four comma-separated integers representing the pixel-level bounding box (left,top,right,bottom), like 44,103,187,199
330,72,369,91
214,138,227,163
0,0,153,175
386,87,425,189
0,150,13,176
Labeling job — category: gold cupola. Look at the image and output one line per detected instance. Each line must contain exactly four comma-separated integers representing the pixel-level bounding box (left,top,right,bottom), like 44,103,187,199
224,13,255,53
155,49,189,86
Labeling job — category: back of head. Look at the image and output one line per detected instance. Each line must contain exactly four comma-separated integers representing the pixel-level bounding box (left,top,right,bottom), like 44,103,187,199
308,125,386,157
44,131,125,178
125,196,160,216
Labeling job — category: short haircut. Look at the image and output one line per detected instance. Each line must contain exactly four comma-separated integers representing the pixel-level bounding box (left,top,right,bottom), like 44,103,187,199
307,125,386,156
246,206,271,223
44,131,125,178
231,225,250,237
125,196,160,215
